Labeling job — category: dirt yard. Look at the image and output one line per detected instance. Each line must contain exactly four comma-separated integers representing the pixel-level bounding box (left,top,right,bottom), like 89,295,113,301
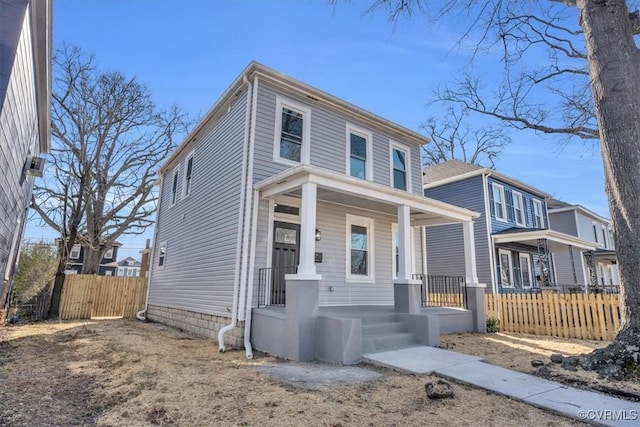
0,319,619,427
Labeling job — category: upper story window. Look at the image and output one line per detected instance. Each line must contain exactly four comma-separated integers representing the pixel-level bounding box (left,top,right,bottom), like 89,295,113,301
104,248,113,259
390,141,411,192
533,199,544,228
171,168,179,205
346,124,372,180
601,226,608,248
346,214,375,282
491,183,506,221
70,244,81,259
158,242,167,267
183,151,194,197
273,96,311,165
512,191,525,226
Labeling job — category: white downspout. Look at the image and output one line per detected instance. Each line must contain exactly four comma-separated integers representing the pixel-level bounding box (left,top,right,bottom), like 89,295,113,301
243,189,260,359
137,176,163,321
218,76,253,351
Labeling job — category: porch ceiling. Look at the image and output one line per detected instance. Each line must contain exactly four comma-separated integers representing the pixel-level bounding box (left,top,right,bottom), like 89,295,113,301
492,228,597,252
593,249,617,263
256,165,480,224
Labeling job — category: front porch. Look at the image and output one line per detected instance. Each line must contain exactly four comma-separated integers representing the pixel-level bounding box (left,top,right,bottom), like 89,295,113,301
492,227,596,294
249,165,485,363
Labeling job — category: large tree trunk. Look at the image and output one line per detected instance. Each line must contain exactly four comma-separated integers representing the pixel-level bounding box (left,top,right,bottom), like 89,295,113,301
48,257,68,318
578,0,640,379
81,247,102,274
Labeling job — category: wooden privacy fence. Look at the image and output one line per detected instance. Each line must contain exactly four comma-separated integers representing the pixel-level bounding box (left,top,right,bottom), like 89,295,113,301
59,275,147,320
485,293,621,341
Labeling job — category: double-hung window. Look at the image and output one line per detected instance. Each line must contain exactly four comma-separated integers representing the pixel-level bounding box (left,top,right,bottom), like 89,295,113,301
512,191,525,226
273,96,311,165
346,214,375,282
491,183,506,221
346,124,372,180
183,151,194,197
390,141,411,191
171,168,179,205
104,248,113,259
158,242,167,267
532,199,544,228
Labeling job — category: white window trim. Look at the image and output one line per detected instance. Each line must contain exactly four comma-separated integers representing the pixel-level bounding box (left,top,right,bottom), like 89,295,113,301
392,223,416,280
182,150,195,198
533,199,544,228
104,248,113,259
498,249,514,288
272,95,311,166
70,244,81,259
157,241,167,269
170,167,179,206
273,195,301,224
346,214,375,283
389,140,412,193
345,123,373,181
105,270,113,276
512,191,525,226
491,183,507,222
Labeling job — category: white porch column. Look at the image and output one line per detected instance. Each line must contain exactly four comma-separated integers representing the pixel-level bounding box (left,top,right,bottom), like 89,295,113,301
397,205,412,281
297,182,318,277
463,220,479,284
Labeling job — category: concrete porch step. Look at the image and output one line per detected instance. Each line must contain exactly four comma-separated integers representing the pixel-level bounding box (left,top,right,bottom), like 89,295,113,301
362,321,407,336
358,314,398,324
362,332,417,354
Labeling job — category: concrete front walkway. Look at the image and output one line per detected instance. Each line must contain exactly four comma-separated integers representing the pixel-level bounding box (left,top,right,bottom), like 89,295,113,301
364,346,640,427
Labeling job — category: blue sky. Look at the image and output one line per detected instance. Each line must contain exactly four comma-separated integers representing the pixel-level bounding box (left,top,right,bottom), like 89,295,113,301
25,0,608,260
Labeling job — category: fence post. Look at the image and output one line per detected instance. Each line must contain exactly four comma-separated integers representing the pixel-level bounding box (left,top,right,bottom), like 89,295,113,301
465,282,487,332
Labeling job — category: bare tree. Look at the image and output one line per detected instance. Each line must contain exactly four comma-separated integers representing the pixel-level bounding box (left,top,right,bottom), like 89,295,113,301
421,106,510,167
366,0,640,379
31,46,190,315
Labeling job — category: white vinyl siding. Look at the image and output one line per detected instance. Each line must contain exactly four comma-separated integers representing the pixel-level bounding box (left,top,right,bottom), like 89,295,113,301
491,183,506,221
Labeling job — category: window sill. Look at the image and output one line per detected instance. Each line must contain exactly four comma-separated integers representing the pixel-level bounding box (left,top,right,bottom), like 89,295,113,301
345,276,375,284
272,157,304,168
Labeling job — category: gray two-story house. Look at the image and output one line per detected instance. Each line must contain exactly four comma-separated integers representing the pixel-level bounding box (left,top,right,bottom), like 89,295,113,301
548,199,619,292
0,0,51,319
142,62,486,364
423,160,595,294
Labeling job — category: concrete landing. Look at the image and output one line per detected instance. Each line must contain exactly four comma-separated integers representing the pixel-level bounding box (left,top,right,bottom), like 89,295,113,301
364,346,640,426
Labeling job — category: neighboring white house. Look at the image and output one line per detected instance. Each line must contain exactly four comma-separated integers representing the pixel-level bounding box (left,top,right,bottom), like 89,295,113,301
142,62,486,364
0,0,52,319
548,199,619,291
117,257,141,277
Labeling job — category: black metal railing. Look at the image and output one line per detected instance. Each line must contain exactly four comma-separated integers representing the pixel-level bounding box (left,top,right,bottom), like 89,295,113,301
257,265,297,307
498,283,621,295
414,274,467,309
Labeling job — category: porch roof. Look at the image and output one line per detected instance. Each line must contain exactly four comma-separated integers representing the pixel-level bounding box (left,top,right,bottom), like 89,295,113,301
492,227,597,252
255,165,481,225
593,248,617,263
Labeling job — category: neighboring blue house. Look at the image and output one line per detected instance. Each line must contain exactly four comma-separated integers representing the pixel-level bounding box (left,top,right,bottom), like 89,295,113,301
64,241,122,276
423,160,596,294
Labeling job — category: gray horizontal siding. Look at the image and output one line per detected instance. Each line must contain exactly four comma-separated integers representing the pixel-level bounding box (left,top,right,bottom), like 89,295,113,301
248,200,425,307
424,176,492,287
252,80,424,196
552,252,587,286
0,8,39,284
148,89,248,317
548,210,577,235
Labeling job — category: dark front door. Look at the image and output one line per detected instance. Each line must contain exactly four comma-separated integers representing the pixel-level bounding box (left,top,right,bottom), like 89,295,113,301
271,221,300,305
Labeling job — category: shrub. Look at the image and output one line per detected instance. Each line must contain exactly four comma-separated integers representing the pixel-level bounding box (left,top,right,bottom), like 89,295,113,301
486,317,500,333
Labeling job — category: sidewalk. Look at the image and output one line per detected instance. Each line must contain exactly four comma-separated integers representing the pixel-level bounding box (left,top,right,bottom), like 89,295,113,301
364,346,640,426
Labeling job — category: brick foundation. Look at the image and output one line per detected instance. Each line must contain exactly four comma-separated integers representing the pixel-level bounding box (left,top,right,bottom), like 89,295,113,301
147,304,245,348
